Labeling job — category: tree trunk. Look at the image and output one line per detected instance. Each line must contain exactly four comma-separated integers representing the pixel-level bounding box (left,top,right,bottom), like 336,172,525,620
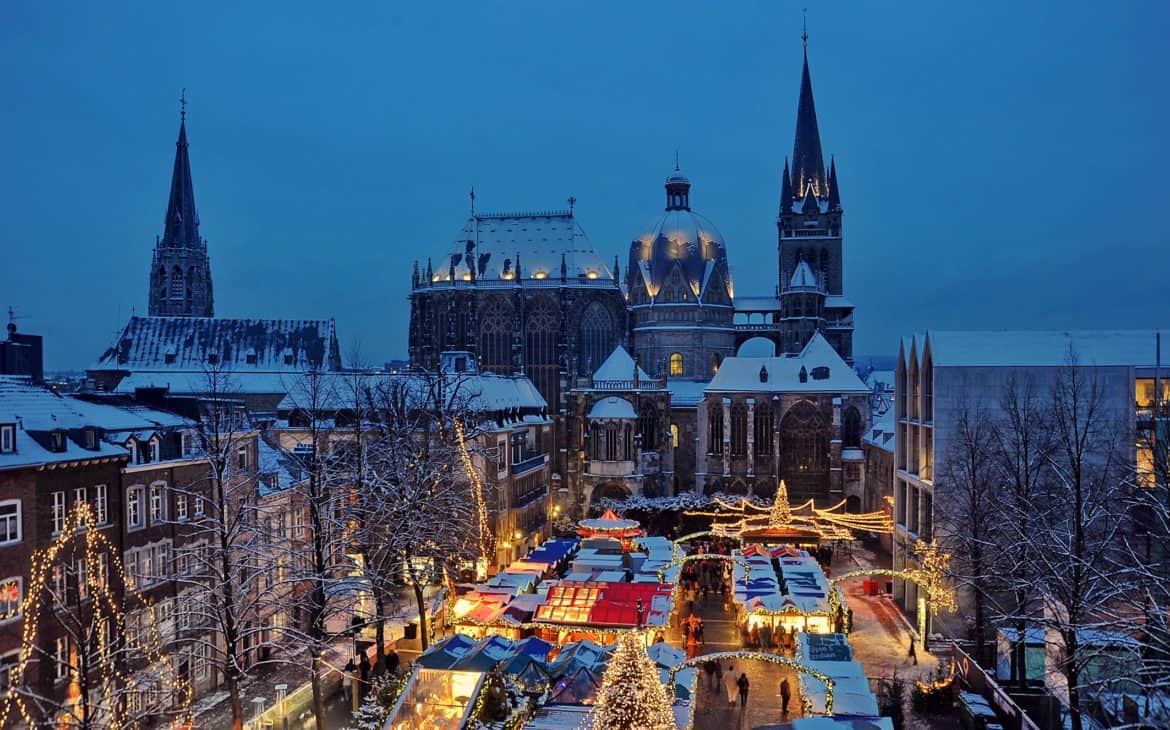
1066,631,1082,730
228,674,244,730
373,587,387,674
413,581,430,651
311,651,327,729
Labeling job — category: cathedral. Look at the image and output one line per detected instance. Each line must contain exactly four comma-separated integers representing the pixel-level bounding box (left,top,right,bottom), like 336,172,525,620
408,38,870,514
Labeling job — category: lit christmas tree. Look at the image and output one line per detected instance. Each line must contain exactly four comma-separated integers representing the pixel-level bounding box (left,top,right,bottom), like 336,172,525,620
591,633,675,730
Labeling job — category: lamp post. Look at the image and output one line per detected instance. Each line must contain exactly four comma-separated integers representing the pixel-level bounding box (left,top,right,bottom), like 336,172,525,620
274,683,288,730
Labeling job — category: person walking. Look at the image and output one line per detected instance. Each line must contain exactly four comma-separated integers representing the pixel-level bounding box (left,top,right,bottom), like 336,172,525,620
737,672,750,710
760,621,773,653
780,677,791,715
908,636,918,666
724,665,738,706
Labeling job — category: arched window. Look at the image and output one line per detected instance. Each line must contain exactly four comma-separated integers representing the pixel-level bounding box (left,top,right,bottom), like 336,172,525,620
669,352,684,377
639,405,659,450
170,267,184,300
730,403,748,457
604,425,618,461
707,406,723,455
842,406,862,448
779,401,829,494
578,302,614,376
711,353,722,375
754,404,774,456
524,296,559,406
478,296,514,373
670,424,680,448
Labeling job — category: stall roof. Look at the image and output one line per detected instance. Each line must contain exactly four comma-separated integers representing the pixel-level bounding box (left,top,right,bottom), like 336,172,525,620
798,633,854,663
801,675,879,718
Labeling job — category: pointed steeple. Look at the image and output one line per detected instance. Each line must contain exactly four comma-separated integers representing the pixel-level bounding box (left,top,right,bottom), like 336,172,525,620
161,112,200,248
791,46,827,200
779,157,794,213
827,155,841,210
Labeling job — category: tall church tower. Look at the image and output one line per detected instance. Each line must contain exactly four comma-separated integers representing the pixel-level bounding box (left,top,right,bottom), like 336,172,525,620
777,32,853,363
148,103,214,317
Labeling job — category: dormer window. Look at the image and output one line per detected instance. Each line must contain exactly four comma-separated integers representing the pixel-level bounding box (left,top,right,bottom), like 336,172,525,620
283,349,295,366
207,352,219,365
0,425,14,454
84,429,97,450
246,349,257,365
50,431,65,453
149,438,160,463
127,440,138,464
164,347,177,365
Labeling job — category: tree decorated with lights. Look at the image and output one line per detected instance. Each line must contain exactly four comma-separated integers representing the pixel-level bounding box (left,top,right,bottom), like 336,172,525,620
0,503,192,729
591,633,675,730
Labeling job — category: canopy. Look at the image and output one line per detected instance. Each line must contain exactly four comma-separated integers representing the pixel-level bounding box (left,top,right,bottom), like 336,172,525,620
548,667,601,705
800,675,879,718
577,509,643,539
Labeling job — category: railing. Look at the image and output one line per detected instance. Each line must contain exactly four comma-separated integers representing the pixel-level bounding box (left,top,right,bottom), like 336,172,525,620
511,452,547,476
734,323,782,332
514,484,549,509
951,643,1043,730
587,459,636,477
414,277,618,292
588,377,667,390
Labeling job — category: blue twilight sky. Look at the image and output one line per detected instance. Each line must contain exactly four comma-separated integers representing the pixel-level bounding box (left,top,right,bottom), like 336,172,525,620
2,2,1167,371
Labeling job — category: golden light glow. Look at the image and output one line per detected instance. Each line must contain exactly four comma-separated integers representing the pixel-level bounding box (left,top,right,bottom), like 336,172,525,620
533,271,547,279
461,273,472,281
587,271,599,279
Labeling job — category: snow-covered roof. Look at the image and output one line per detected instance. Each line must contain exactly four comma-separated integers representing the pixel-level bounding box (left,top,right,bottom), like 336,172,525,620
111,370,304,396
93,316,342,373
824,295,853,310
275,371,548,415
630,198,732,302
591,346,651,382
863,412,895,452
0,381,194,470
665,379,708,407
587,396,637,420
865,370,896,391
907,329,1170,368
435,212,613,282
706,333,869,394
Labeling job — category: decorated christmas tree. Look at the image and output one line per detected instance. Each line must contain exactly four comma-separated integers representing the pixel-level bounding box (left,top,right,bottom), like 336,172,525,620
591,633,676,730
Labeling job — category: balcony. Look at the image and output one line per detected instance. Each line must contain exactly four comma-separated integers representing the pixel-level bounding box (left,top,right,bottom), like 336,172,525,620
513,484,549,510
512,452,547,477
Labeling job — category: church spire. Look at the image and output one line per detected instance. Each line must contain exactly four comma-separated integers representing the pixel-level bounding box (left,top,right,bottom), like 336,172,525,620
791,38,827,199
161,96,200,248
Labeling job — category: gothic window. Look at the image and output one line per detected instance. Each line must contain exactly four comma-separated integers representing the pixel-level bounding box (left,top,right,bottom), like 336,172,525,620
842,406,862,448
524,296,559,406
604,425,618,461
590,423,601,460
170,267,184,300
669,353,684,377
578,302,614,376
730,403,748,457
708,406,724,455
639,405,658,451
670,424,680,448
754,404,774,456
478,297,514,373
779,401,828,484
623,424,633,460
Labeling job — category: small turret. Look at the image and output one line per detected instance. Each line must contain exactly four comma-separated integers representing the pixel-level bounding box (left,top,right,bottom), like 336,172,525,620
827,155,841,211
779,158,794,214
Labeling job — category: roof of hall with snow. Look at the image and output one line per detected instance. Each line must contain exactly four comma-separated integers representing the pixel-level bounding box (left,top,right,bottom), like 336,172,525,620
901,329,1169,369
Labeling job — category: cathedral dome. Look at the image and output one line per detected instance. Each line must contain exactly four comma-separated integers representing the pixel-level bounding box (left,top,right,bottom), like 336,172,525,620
628,169,731,303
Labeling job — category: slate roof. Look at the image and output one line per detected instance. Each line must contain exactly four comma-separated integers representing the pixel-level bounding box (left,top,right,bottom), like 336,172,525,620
591,346,651,383
94,316,342,372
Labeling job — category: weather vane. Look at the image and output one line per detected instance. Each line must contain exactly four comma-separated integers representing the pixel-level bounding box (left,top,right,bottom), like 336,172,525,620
469,185,476,215
674,149,680,172
802,7,808,48
567,196,576,214
180,88,187,120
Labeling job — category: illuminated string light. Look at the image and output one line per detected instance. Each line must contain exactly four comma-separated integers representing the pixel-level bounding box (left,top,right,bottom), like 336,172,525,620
454,418,494,561
0,504,193,728
666,650,835,715
592,632,676,730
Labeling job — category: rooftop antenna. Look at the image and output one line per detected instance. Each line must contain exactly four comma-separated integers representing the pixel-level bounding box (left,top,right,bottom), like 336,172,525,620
567,196,576,214
802,7,808,48
469,185,476,216
179,88,187,121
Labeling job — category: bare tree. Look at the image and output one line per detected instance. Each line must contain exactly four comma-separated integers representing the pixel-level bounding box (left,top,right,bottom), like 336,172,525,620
935,399,1000,665
171,364,283,730
987,373,1054,687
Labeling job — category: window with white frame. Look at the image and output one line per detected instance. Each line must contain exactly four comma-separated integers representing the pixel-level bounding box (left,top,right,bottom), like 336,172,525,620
73,487,87,519
182,432,194,457
55,636,70,680
150,484,166,524
153,543,170,582
124,550,139,589
176,493,188,521
0,425,14,454
193,492,205,516
94,485,108,525
236,446,249,472
127,439,138,463
194,642,210,680
149,438,160,463
0,501,20,544
126,486,144,529
52,564,65,598
0,578,22,622
51,491,66,533
76,558,88,600
94,552,108,593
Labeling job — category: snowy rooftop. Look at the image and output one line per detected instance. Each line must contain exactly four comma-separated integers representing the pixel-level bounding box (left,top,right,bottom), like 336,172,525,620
665,379,708,407
434,212,615,283
0,381,193,470
734,296,782,313
275,370,547,415
93,316,341,372
587,396,637,420
907,329,1170,368
591,346,652,383
706,333,869,395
